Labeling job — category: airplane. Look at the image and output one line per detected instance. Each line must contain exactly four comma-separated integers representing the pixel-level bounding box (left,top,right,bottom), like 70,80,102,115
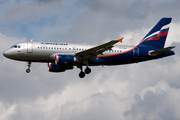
3,18,175,78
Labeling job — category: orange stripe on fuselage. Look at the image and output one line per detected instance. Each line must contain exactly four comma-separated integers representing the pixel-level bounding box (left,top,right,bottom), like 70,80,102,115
97,48,134,58
97,31,168,58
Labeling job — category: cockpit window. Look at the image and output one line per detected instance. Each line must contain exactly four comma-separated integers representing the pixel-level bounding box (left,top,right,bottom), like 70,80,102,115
11,45,17,48
11,45,21,48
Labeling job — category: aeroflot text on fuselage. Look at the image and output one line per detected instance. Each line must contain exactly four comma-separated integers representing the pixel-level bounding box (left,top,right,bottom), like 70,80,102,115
41,42,68,46
3,18,175,78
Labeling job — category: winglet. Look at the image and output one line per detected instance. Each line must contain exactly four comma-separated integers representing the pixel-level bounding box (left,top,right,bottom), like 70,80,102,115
118,38,124,43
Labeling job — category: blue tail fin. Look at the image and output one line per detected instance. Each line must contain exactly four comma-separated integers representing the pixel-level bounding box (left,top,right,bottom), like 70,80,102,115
138,18,172,48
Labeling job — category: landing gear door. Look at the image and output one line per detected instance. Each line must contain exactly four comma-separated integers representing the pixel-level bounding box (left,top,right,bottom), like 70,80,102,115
27,42,33,53
133,47,139,58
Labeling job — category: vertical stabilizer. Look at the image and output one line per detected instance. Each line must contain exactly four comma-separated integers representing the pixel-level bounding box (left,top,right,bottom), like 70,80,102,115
138,18,172,48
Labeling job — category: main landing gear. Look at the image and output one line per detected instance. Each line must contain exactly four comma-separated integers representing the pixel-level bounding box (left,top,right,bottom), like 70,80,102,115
78,66,91,78
26,62,31,73
78,59,92,78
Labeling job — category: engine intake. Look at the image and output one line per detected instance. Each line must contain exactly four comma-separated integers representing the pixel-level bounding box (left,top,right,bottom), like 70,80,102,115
55,54,74,66
48,63,73,72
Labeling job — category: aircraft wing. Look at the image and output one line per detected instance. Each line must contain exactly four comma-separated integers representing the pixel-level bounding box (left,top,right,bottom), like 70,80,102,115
75,38,123,60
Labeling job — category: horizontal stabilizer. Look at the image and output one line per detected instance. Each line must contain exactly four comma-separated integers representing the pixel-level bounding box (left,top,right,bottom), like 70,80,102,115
149,46,175,56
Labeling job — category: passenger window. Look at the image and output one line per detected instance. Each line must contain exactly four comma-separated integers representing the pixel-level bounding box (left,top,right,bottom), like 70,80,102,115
69,48,71,50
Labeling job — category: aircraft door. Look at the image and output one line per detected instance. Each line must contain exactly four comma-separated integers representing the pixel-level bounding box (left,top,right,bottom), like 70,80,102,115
27,42,33,53
133,47,139,58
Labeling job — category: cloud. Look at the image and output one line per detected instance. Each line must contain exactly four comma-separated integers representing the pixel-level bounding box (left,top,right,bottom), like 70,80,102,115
1,21,180,119
1,0,180,120
5,1,61,22
0,0,9,4
2,80,180,120
124,80,180,120
0,102,16,120
58,0,180,44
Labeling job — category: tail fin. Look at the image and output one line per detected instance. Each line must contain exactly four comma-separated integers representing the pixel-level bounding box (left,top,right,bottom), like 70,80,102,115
138,18,172,48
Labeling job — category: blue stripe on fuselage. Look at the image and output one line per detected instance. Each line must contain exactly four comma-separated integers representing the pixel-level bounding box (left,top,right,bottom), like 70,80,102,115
92,45,174,65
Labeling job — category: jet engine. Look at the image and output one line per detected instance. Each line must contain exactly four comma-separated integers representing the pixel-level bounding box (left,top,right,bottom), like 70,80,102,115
48,63,73,72
55,54,74,66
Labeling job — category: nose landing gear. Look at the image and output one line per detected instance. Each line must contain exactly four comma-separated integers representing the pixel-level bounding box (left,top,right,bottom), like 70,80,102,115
26,62,31,73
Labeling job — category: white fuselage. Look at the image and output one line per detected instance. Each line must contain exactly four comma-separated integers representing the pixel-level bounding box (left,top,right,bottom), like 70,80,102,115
3,41,133,63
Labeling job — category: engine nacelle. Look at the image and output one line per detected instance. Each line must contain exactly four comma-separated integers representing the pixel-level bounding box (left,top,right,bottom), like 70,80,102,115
55,54,74,66
48,63,73,72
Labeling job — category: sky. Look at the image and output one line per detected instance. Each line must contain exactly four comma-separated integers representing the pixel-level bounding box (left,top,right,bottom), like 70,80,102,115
0,0,180,120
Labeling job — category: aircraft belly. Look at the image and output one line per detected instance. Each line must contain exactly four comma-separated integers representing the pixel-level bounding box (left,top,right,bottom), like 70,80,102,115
88,52,133,66
13,51,54,62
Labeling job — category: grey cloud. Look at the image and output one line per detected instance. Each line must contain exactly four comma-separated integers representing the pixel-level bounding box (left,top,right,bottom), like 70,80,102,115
58,0,180,45
80,0,180,20
35,0,64,3
2,0,180,43
124,89,179,120
58,92,122,120
0,0,9,4
0,0,180,119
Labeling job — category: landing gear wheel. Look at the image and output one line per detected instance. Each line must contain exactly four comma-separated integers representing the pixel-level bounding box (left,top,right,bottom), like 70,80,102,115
26,69,30,73
85,67,91,74
26,62,31,73
79,71,85,78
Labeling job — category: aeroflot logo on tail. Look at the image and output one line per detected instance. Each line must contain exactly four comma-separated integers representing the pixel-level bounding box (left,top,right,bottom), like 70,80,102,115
41,42,68,46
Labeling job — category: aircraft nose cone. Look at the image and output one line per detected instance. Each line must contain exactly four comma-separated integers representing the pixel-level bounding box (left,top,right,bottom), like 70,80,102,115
3,50,10,58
